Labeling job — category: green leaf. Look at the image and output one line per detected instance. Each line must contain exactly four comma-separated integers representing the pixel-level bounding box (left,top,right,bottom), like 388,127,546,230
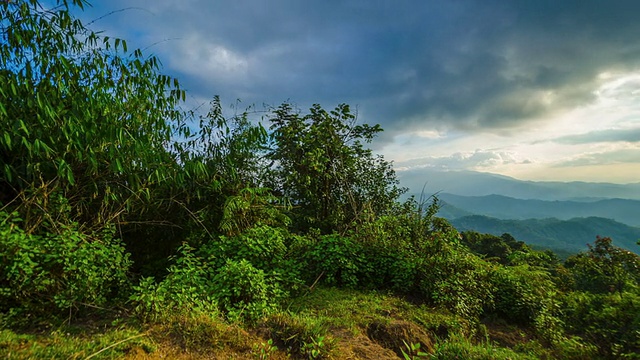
3,132,11,149
115,158,123,173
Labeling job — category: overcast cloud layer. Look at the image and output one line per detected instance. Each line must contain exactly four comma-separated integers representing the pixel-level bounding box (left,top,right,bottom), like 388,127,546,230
72,0,640,184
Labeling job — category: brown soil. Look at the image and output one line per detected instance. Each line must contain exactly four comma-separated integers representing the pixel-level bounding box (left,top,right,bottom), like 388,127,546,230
366,319,435,358
329,327,400,360
123,321,436,359
483,320,535,349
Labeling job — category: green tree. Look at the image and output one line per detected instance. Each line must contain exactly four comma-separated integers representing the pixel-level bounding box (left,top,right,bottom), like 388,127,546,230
565,236,640,295
461,231,515,264
266,103,404,233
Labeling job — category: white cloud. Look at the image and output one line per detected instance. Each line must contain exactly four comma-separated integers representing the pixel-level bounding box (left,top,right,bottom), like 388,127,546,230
553,147,640,167
395,149,529,172
171,34,249,82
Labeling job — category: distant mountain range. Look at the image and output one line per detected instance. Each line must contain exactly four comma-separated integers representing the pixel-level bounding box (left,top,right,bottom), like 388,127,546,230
396,168,640,255
398,168,640,201
450,215,640,255
437,193,640,227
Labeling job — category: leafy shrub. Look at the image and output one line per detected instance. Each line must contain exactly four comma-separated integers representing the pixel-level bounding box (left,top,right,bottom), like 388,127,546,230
304,234,364,288
488,265,566,344
281,233,314,290
562,291,640,358
352,215,419,292
415,230,494,320
565,236,640,294
132,242,286,322
212,258,286,322
0,212,130,324
418,249,493,320
353,207,495,319
489,266,555,324
366,246,418,292
201,225,288,273
200,225,304,296
130,244,217,321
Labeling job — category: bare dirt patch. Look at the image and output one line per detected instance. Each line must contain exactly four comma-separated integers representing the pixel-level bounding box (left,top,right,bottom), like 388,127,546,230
366,319,435,357
329,327,399,360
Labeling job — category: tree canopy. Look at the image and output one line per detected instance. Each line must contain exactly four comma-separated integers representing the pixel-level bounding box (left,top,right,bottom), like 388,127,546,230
266,103,405,233
1,0,186,231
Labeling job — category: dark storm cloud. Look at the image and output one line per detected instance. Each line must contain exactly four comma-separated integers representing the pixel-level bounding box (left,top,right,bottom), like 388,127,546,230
77,0,640,138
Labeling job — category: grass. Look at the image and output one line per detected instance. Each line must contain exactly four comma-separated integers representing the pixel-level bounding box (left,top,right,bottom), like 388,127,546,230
0,326,152,359
430,333,539,360
0,287,592,359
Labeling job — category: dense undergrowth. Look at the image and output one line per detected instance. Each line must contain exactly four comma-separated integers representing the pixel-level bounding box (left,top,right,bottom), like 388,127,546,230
2,1,640,359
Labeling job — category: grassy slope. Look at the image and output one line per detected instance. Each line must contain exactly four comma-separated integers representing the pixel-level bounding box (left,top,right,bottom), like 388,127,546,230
1,288,558,360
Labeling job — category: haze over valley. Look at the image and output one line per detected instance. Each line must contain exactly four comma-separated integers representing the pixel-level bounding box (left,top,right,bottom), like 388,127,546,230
398,168,640,254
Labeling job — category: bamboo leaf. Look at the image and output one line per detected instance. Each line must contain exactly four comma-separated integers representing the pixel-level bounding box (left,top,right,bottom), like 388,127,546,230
3,132,11,149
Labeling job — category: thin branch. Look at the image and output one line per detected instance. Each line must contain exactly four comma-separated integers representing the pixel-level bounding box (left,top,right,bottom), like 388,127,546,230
83,333,148,360
86,7,154,27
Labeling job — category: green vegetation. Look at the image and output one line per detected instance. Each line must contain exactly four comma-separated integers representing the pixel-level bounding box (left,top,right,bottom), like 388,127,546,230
2,1,639,359
452,214,640,254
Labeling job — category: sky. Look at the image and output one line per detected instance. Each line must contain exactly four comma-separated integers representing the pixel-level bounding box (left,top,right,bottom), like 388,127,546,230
68,0,640,184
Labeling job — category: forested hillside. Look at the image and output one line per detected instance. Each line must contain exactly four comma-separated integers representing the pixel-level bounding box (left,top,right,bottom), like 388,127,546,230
1,1,639,359
451,215,640,254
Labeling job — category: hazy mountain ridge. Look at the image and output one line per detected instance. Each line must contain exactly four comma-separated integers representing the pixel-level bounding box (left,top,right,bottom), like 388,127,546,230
398,169,640,254
438,193,640,227
450,215,640,254
399,168,640,201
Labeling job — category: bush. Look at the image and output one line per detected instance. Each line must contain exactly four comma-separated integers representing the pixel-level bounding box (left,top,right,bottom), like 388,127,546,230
366,245,418,292
212,258,286,322
201,225,287,274
130,244,217,321
0,212,131,325
131,242,285,323
352,215,419,292
562,291,640,358
565,236,640,295
489,266,557,323
352,210,495,320
487,265,567,344
304,234,364,288
200,225,305,293
416,231,494,320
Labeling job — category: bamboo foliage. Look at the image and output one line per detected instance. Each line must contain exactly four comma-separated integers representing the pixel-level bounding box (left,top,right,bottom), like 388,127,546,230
0,0,187,230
